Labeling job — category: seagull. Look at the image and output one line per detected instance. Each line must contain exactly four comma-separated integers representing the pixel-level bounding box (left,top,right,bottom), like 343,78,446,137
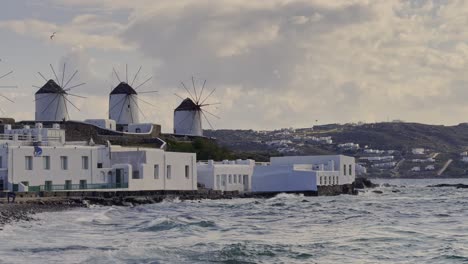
50,32,56,40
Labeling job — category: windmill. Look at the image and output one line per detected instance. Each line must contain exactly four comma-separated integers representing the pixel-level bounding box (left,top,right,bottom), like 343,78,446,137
108,65,157,125
173,76,220,136
0,65,17,115
34,63,86,121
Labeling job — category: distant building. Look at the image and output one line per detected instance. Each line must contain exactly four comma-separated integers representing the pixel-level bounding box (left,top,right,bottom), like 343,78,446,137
425,165,435,171
412,148,425,155
411,166,421,172
197,159,255,192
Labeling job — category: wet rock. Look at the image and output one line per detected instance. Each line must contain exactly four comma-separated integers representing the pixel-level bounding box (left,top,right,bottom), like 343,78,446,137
354,178,378,189
428,184,468,189
372,190,383,194
391,190,401,193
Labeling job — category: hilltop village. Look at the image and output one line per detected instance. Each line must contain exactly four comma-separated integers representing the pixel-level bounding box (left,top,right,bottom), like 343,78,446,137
205,122,468,178
0,69,356,197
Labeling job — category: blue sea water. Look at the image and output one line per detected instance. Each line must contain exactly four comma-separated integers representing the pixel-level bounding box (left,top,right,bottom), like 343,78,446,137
1,178,468,264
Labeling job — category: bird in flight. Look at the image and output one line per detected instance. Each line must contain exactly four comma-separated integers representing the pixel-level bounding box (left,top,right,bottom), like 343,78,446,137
50,32,56,40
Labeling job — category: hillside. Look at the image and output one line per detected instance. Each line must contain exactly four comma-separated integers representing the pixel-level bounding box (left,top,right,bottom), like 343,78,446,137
204,122,468,178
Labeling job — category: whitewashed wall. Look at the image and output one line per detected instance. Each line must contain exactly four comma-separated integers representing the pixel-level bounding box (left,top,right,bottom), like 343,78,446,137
35,94,68,121
109,94,140,125
173,110,202,136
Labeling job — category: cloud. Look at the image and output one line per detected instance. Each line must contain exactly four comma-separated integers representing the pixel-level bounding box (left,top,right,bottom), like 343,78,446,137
3,0,468,130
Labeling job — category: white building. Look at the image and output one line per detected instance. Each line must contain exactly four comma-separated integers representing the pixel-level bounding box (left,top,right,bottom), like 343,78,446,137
425,165,435,171
412,148,425,155
35,80,69,122
411,166,421,172
0,123,197,192
197,159,254,192
109,82,140,125
173,98,202,136
251,155,355,193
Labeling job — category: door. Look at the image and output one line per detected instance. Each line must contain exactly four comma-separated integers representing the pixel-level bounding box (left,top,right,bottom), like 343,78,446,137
221,175,226,191
243,175,249,191
116,169,122,188
0,179,4,191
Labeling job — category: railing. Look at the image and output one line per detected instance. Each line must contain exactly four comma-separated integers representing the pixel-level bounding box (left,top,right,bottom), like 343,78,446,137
28,182,129,192
0,134,62,143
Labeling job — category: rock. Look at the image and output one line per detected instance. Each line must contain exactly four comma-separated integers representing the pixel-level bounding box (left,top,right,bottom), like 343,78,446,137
428,184,468,188
391,190,401,193
354,178,378,189
372,190,383,194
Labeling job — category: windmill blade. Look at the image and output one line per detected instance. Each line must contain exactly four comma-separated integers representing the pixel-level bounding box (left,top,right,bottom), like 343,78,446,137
117,96,129,124
199,88,217,105
175,110,194,129
38,72,48,82
125,64,128,83
135,96,157,107
202,109,221,119
108,95,128,114
63,95,81,111
200,102,221,107
174,93,185,100
62,95,70,120
67,93,87,99
50,64,60,84
54,94,62,120
0,106,5,115
0,71,13,80
181,81,196,102
113,68,122,83
130,96,147,120
0,94,14,103
198,79,207,104
137,90,158,94
131,66,142,86
134,76,152,90
62,70,78,90
201,110,214,130
191,76,198,103
41,94,59,113
64,82,85,91
61,63,66,87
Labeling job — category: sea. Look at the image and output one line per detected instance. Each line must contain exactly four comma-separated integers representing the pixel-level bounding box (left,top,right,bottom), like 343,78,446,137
1,178,468,264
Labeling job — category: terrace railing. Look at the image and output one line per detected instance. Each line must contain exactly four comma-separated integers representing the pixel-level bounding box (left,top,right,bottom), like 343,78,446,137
28,182,128,192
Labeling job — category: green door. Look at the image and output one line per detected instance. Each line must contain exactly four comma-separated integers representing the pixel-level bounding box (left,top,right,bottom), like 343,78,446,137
116,169,122,188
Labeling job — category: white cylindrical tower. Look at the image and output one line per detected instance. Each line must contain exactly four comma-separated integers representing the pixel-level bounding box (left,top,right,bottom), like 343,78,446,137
109,82,139,125
35,80,68,121
173,98,202,136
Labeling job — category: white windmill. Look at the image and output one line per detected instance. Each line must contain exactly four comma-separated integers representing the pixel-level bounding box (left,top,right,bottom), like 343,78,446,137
174,77,220,136
0,66,17,115
108,65,157,125
34,64,86,121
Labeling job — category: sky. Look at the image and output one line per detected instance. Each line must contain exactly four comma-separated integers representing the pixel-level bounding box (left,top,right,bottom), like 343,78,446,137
1,0,468,132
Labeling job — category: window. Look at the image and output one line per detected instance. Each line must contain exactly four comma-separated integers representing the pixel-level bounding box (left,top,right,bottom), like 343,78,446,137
79,180,87,189
60,156,68,170
25,156,33,170
343,164,347,176
82,156,89,170
65,180,72,190
132,171,140,179
349,164,353,176
0,179,3,190
216,175,220,188
135,128,141,133
222,174,226,186
97,163,103,168
154,165,160,179
233,174,237,184
45,180,52,191
185,165,190,179
329,176,332,185
0,156,2,168
228,175,232,184
239,175,242,184
166,165,172,179
43,156,50,170
320,176,323,185
337,177,339,185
